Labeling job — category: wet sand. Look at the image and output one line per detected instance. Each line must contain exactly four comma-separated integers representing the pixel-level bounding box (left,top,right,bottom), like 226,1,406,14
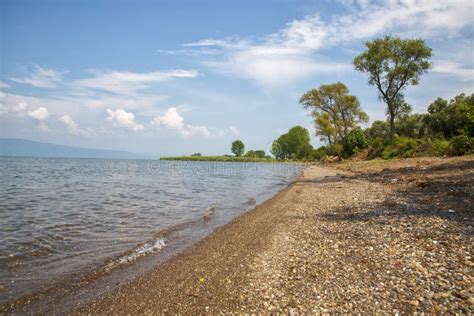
78,156,473,313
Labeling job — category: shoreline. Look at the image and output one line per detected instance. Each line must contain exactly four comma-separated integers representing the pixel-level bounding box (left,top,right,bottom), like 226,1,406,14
1,161,303,314
78,156,473,314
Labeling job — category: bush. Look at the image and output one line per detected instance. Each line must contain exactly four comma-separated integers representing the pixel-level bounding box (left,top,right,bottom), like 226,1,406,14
431,139,449,156
448,135,473,156
382,137,420,159
311,146,328,161
414,142,432,156
342,128,369,158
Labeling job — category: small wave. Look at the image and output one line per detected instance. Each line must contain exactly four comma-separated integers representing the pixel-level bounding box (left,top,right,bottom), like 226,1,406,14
117,237,167,265
244,197,257,206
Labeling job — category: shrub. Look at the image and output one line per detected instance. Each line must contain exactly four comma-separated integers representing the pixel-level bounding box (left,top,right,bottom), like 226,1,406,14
342,128,369,158
431,139,449,156
448,135,473,156
382,137,420,159
311,146,328,161
414,142,432,156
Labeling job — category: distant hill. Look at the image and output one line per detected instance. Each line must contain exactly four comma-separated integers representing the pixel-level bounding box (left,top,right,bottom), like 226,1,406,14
0,138,152,159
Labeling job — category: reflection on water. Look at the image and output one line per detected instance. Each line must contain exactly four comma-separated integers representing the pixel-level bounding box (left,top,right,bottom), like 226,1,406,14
0,157,300,306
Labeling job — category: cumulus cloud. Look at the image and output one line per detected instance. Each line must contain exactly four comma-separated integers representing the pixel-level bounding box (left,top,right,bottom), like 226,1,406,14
181,0,473,87
74,69,198,95
59,114,91,136
10,65,63,88
25,106,50,131
106,109,144,131
28,107,50,120
0,99,28,116
152,107,210,137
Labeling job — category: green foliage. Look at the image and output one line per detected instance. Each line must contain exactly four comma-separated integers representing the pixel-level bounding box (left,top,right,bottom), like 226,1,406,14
231,140,245,157
191,153,202,156
365,120,389,143
330,143,343,158
354,36,432,139
382,137,420,159
160,155,275,162
395,113,427,138
254,150,266,158
342,128,369,158
271,126,313,160
431,139,450,156
245,150,266,158
448,135,473,156
311,146,328,161
424,93,474,138
300,82,368,145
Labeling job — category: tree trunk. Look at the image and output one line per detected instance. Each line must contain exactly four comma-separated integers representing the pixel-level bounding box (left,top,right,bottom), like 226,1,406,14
389,111,395,141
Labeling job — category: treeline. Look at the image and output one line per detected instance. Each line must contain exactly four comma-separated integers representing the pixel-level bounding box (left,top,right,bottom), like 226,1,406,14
271,35,473,162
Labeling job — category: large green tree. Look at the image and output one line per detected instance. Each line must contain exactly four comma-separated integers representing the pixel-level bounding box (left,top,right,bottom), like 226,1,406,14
300,82,368,145
271,126,313,160
353,36,432,140
423,93,474,138
231,140,245,157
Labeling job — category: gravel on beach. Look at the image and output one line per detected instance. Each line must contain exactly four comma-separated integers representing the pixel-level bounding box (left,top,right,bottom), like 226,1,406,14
79,156,473,314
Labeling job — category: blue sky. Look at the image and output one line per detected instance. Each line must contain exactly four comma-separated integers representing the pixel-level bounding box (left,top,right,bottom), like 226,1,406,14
1,0,473,156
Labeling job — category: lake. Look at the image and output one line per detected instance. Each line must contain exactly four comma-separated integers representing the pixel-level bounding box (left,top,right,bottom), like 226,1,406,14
0,157,301,311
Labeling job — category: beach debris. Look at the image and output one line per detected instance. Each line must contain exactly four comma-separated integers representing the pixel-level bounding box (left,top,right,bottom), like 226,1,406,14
447,209,455,213
203,207,216,221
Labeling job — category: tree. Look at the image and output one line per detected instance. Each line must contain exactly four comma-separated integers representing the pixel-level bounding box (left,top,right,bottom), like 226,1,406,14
244,150,266,158
353,36,432,140
300,82,368,145
271,126,313,160
342,128,369,158
365,120,389,141
423,93,474,138
231,140,245,157
254,150,266,158
396,113,427,139
314,112,337,146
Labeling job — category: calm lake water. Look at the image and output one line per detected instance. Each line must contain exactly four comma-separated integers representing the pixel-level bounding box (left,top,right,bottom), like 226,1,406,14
0,157,301,310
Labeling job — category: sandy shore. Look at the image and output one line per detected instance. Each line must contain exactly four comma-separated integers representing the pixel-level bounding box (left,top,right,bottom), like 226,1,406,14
79,156,473,314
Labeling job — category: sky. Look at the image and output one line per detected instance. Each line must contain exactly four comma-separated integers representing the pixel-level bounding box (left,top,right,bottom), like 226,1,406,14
0,0,473,156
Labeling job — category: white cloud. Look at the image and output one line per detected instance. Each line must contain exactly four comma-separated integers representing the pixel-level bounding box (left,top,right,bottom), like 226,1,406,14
228,126,240,136
433,61,474,81
10,65,63,88
74,69,198,95
28,107,50,120
152,107,210,137
0,99,28,116
59,114,91,136
0,81,10,89
106,109,144,131
184,0,473,87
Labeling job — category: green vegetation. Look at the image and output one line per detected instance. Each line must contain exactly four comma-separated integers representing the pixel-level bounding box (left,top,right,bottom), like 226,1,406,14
245,150,266,158
271,126,314,160
362,92,474,159
162,35,472,164
300,82,368,148
160,155,275,162
231,140,245,157
342,128,369,158
353,36,432,140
